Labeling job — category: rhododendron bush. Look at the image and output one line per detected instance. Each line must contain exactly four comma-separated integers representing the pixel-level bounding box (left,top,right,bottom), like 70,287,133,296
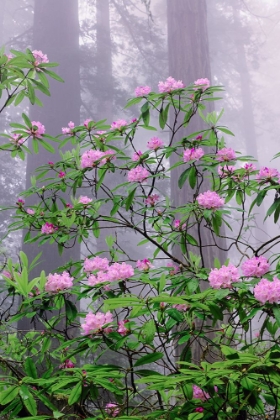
2,50,280,420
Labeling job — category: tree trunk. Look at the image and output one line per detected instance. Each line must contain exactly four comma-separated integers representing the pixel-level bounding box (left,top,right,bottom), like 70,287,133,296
18,0,81,331
167,0,225,363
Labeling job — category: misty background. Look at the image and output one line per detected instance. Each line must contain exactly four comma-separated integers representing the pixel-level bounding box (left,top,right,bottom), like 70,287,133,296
0,0,280,337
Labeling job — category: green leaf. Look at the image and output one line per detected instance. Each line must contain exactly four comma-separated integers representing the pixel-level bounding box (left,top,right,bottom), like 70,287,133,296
134,352,163,367
15,90,25,106
40,139,55,153
217,127,235,136
68,382,82,405
141,102,150,126
273,306,280,327
125,97,143,108
22,112,32,128
65,299,78,322
187,413,204,420
24,357,38,379
159,103,170,129
185,234,198,246
125,188,136,211
19,385,37,416
178,167,191,189
0,386,19,405
189,166,197,189
43,68,64,82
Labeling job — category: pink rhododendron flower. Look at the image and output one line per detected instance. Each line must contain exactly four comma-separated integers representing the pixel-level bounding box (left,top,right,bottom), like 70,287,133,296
127,166,149,183
107,262,134,281
83,257,110,273
48,161,54,166
254,277,280,304
88,272,111,287
96,130,107,136
193,385,210,401
132,150,143,161
218,165,236,178
78,196,92,205
32,50,49,66
173,219,186,230
145,194,159,206
62,121,75,135
26,208,35,215
197,190,224,209
183,147,204,162
41,222,57,234
147,136,164,151
135,86,151,96
111,119,127,130
118,320,129,336
2,270,12,279
59,359,75,369
242,162,256,172
209,264,240,289
58,171,65,178
194,78,210,91
136,259,152,271
84,119,92,129
167,262,179,275
158,76,184,93
29,121,45,138
195,135,203,141
81,149,106,168
173,304,189,311
17,198,25,205
216,148,236,162
10,133,24,145
195,407,204,413
256,167,280,183
105,403,120,418
81,311,113,335
242,256,270,277
45,271,74,292
66,203,73,208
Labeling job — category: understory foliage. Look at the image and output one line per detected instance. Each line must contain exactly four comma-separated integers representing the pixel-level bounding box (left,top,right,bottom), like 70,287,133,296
1,49,280,420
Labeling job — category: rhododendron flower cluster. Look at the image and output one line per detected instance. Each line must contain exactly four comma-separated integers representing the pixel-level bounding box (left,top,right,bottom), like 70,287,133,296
84,256,134,288
183,147,204,162
81,311,113,335
147,136,164,150
105,403,120,418
254,277,280,304
128,166,149,183
118,320,129,336
243,162,256,172
136,259,153,271
78,196,92,205
32,50,49,66
173,219,186,229
193,385,210,401
81,149,114,168
256,167,280,183
197,190,224,209
132,150,143,161
83,119,92,129
173,304,189,311
58,171,65,178
17,198,25,205
145,194,159,206
218,165,236,178
194,78,210,91
158,76,184,93
10,133,24,145
111,119,127,130
167,262,179,275
26,208,35,215
29,121,45,138
59,359,75,369
41,222,57,234
242,256,270,277
209,264,240,289
135,85,151,96
45,271,74,292
62,121,75,135
216,148,236,162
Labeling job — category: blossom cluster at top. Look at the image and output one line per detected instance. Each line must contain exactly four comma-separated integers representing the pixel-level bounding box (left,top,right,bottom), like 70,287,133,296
209,264,240,289
216,148,236,162
256,167,280,183
81,311,113,335
241,256,270,277
41,222,58,235
197,190,224,209
84,256,134,289
134,76,210,96
183,147,204,162
127,166,149,183
147,137,164,151
81,149,115,169
62,121,75,135
45,271,74,292
32,50,49,66
254,277,280,304
29,121,45,138
136,259,153,271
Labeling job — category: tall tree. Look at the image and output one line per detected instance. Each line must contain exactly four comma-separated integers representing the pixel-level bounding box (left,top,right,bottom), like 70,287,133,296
167,0,226,363
18,0,81,330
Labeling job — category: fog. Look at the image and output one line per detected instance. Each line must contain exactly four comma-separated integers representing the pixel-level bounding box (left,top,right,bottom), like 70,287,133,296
1,0,280,341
